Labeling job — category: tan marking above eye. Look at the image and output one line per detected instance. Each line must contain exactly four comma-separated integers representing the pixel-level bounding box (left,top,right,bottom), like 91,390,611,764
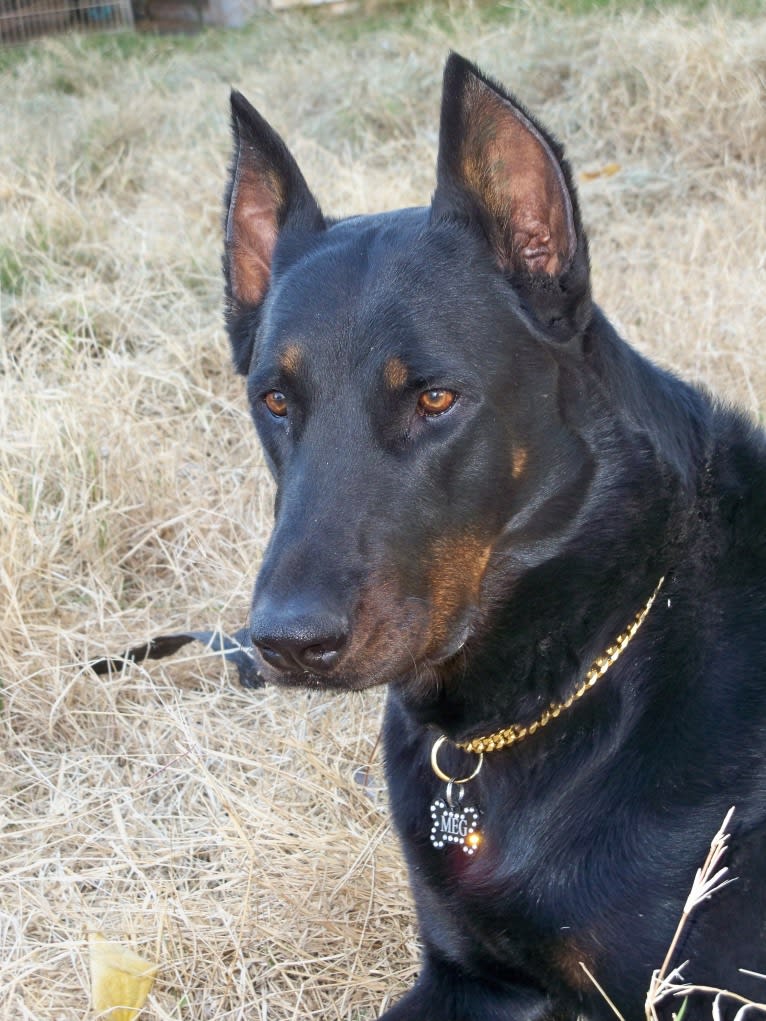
279,344,303,376
417,389,458,416
264,390,288,417
384,357,408,389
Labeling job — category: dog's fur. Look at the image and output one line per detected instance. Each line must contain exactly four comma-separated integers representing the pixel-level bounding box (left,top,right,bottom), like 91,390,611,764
222,54,766,1020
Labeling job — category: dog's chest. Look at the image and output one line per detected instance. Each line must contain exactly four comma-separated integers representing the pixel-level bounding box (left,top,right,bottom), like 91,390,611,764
386,726,617,938
393,748,569,916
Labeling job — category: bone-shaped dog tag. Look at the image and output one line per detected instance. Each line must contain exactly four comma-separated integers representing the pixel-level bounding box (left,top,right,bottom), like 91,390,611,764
429,785,482,855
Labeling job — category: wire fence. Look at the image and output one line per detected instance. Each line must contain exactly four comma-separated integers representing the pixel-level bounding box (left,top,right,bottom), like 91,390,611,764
0,0,133,44
0,0,351,43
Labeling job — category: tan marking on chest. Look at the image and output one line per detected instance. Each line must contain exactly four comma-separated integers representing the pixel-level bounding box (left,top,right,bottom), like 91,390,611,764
551,936,596,993
511,446,528,479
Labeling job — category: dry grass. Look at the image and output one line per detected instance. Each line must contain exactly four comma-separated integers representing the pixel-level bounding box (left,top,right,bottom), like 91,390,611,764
1,3,765,1018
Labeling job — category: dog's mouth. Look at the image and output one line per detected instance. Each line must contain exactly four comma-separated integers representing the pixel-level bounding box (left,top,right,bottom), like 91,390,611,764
250,609,475,693
248,535,493,693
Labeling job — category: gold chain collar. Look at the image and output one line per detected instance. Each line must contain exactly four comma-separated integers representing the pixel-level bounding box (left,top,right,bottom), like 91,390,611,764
431,576,665,780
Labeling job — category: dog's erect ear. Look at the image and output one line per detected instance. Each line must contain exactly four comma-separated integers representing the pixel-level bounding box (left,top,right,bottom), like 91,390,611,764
433,54,590,335
224,91,324,372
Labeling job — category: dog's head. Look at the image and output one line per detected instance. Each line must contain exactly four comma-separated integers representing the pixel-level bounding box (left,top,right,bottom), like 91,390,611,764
223,54,594,695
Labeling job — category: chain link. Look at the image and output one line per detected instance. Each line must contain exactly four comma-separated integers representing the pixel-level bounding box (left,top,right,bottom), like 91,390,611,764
455,577,665,756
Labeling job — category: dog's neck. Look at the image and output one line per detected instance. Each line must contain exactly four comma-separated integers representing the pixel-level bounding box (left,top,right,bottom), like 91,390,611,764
452,575,664,755
393,315,709,742
394,557,672,743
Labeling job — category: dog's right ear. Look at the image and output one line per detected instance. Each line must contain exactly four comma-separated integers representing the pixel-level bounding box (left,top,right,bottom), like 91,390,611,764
224,91,324,374
432,54,590,340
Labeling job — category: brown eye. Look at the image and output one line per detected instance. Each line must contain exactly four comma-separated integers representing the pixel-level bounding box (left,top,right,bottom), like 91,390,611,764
417,388,457,416
264,390,288,417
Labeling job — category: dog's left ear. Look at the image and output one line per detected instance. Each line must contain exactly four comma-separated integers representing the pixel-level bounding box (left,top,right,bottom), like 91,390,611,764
224,90,324,373
433,54,590,338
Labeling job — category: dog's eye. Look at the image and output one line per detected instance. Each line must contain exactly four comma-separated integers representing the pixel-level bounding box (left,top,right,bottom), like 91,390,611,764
264,390,288,417
417,389,457,417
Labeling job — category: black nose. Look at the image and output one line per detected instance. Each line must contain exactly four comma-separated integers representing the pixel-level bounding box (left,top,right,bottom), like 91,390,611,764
250,609,349,674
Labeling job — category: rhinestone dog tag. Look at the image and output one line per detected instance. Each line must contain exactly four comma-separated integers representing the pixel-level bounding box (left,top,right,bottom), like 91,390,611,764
429,784,482,856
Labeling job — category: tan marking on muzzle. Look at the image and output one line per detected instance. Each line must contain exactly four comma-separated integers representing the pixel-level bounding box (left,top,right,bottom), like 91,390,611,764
427,534,492,646
323,574,431,688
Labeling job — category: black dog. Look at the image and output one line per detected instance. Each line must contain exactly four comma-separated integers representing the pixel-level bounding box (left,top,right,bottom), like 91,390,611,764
222,54,766,1020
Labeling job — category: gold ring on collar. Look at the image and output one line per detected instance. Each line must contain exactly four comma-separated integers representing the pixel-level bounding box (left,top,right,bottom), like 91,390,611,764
430,735,484,784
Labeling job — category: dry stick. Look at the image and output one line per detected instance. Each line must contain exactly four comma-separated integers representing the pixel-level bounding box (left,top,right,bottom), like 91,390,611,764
645,807,766,1020
653,806,736,996
583,808,763,1021
671,986,766,1013
579,962,627,1021
645,807,735,1020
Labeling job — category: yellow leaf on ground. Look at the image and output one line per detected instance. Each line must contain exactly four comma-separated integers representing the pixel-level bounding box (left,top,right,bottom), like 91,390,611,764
88,931,158,1021
580,162,622,181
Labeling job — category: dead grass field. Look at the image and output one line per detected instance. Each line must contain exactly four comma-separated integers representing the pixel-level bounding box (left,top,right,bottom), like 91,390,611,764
1,3,765,1018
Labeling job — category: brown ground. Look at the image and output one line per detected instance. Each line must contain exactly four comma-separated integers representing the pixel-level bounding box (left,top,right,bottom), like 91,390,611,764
1,4,765,1018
